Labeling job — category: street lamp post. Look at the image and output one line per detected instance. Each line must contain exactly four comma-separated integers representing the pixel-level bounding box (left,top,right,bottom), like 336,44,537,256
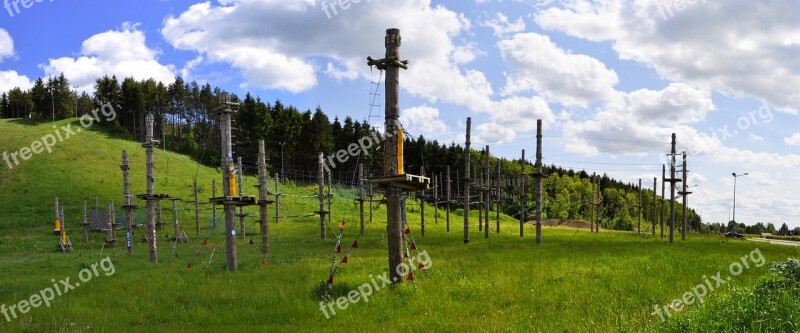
732,172,749,223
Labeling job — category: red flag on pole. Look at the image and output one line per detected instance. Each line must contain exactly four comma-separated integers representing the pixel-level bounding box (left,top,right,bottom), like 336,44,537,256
418,262,425,269
351,240,359,248
336,243,342,253
327,275,334,284
410,242,417,250
341,255,348,264
407,272,414,281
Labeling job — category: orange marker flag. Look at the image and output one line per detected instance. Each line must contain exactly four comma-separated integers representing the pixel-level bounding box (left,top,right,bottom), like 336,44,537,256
339,221,345,231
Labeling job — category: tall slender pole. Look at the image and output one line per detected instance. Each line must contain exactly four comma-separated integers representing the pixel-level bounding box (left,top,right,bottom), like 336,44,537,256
258,140,269,255
327,169,333,226
733,176,737,223
652,177,657,235
144,113,158,263
535,120,543,245
638,178,642,234
434,174,439,226
420,167,426,237
83,200,89,243
359,164,365,236
681,152,688,241
318,153,327,240
464,117,472,244
121,151,134,254
519,149,526,237
669,133,676,243
591,173,596,232
446,166,451,232
274,173,280,224
218,100,238,272
172,199,180,241
496,160,501,233
485,145,490,238
661,165,666,239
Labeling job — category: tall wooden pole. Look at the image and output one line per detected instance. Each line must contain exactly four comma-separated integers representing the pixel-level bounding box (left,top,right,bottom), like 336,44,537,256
595,176,600,233
258,140,270,255
652,177,657,235
519,149,526,237
359,163,365,236
368,172,373,226
638,178,642,234
318,153,327,240
327,169,333,226
535,120,543,245
681,151,688,241
591,173,596,232
82,200,89,243
106,201,116,244
121,151,134,254
478,169,483,233
143,113,158,263
669,133,677,243
496,160,501,233
274,173,280,224
420,167,426,237
217,100,238,272
433,174,438,226
446,166,451,232
464,117,472,244
485,145,490,238
661,164,666,239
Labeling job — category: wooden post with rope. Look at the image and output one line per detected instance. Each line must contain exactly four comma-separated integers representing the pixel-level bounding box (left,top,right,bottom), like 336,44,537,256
359,163,365,236
105,201,116,245
317,153,327,240
661,165,666,238
194,181,200,235
212,179,217,228
274,173,280,225
667,133,679,243
534,120,544,245
678,151,691,241
484,145,490,238
496,159,501,233
137,113,169,263
652,177,657,235
420,166,426,237
638,178,642,234
257,140,272,255
367,28,429,283
446,166,451,232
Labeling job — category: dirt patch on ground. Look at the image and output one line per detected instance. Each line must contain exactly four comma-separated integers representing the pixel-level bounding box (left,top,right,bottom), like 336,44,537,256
525,219,593,229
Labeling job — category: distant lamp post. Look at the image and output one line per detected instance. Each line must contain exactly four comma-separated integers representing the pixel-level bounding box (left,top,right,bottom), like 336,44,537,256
731,172,749,223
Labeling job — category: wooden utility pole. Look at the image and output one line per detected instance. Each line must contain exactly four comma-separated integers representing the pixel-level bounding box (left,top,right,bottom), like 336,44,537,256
679,151,691,241
359,164,365,236
257,140,270,255
652,177,657,235
194,181,200,235
367,28,429,284
464,117,472,243
534,120,543,245
211,179,217,228
478,169,483,233
120,150,136,254
485,145,490,238
318,153,327,240
446,166,451,232
519,149,526,237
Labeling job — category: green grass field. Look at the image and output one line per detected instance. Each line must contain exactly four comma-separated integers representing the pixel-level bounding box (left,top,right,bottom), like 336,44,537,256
1,119,798,332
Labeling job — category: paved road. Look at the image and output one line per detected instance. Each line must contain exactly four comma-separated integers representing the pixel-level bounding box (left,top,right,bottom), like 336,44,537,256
749,238,800,247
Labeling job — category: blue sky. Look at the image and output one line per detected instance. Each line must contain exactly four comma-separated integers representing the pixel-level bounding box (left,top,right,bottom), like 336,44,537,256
1,0,799,227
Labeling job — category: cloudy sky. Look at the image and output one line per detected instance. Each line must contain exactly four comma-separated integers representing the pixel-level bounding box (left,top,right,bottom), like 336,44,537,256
1,0,799,227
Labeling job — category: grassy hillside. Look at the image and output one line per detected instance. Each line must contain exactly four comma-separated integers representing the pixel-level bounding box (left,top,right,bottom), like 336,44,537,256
0,119,798,332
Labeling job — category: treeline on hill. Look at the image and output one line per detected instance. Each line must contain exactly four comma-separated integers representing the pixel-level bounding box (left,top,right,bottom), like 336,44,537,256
720,221,800,236
1,75,705,232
